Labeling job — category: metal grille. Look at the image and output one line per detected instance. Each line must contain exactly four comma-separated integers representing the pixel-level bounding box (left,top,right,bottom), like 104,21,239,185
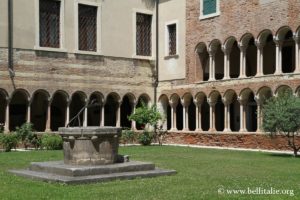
168,24,177,55
203,0,217,15
78,5,97,51
39,0,60,48
136,13,152,56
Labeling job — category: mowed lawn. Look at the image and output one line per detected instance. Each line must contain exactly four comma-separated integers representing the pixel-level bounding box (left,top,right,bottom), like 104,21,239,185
0,146,300,200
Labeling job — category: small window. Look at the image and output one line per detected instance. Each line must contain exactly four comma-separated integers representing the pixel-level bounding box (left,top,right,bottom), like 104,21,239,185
168,24,177,55
78,5,97,51
200,0,220,19
39,0,61,48
136,13,152,56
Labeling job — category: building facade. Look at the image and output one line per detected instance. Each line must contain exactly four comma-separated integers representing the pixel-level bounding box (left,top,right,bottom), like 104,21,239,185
1,0,300,150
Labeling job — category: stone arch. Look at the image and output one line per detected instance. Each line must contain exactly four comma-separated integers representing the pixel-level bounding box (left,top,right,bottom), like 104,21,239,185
276,26,295,73
209,91,224,131
121,93,136,129
88,91,104,127
158,94,171,130
105,92,121,127
137,93,151,106
9,89,30,131
241,33,257,77
275,85,293,95
0,89,8,129
256,86,273,103
239,88,257,132
31,89,50,131
51,90,68,131
69,91,87,127
209,39,224,80
223,89,239,132
182,93,195,131
195,42,209,81
169,93,182,130
258,30,276,75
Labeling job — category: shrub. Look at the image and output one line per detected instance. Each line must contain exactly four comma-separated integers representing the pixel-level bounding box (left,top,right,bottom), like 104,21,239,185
137,131,153,146
41,134,63,150
121,129,135,144
15,123,34,149
0,133,19,152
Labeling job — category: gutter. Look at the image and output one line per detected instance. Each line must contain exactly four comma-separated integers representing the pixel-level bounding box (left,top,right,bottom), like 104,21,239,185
8,0,15,78
154,0,159,105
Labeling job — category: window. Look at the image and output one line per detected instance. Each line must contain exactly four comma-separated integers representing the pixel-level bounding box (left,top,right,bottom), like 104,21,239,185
78,4,97,52
167,24,177,55
136,13,152,56
39,0,61,48
200,0,220,19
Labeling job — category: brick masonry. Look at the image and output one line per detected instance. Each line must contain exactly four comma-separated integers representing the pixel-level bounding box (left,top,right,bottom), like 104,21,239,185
164,132,300,151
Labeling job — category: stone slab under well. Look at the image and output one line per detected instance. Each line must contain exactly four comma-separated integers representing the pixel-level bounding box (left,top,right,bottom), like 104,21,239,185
9,161,176,184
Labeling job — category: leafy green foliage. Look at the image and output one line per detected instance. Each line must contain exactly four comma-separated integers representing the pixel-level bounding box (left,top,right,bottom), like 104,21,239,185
15,123,34,149
262,90,300,156
41,134,63,150
128,102,162,127
0,132,19,152
137,131,153,146
121,128,135,144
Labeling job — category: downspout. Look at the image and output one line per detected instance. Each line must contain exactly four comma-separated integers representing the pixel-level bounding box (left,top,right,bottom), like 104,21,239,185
154,0,159,105
8,0,15,78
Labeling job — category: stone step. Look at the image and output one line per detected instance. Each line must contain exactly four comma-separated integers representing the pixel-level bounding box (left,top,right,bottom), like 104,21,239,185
29,161,156,177
9,168,176,185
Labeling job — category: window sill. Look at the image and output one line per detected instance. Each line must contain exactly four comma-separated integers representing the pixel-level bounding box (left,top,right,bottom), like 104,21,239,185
132,55,154,61
164,54,179,60
34,46,67,53
199,12,220,20
74,50,102,56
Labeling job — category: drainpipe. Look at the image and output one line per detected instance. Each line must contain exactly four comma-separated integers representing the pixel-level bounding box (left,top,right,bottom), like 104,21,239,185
154,0,159,105
8,0,15,78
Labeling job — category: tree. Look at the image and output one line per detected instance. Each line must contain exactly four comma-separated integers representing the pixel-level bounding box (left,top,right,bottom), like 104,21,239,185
262,90,300,157
128,102,163,145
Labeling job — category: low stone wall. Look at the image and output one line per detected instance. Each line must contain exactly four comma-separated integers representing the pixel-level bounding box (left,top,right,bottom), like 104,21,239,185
164,131,300,151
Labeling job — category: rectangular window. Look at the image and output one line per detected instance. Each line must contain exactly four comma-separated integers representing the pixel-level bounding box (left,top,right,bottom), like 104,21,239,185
168,24,177,55
78,4,97,51
39,0,61,48
203,0,217,15
136,13,152,56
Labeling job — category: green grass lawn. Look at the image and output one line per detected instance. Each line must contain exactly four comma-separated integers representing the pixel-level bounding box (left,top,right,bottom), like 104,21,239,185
0,146,300,200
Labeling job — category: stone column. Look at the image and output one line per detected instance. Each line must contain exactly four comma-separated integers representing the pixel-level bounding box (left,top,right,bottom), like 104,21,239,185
255,96,263,132
131,101,137,131
65,100,70,127
222,46,231,79
116,101,121,127
181,99,190,131
274,37,282,75
194,99,203,131
83,100,88,127
294,35,300,73
238,98,247,132
208,50,216,81
238,43,247,78
27,99,31,123
223,98,232,132
45,98,52,132
4,98,10,132
100,102,105,127
255,40,264,76
208,98,216,132
169,100,178,131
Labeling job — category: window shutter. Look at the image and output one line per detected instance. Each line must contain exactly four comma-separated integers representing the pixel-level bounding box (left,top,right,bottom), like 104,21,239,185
203,0,217,15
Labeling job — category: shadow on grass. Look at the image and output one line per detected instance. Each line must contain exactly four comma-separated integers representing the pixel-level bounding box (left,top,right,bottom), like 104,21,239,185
268,153,297,158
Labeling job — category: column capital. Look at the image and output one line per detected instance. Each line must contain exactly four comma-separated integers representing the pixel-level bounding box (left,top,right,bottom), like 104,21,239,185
169,100,178,108
181,98,191,107
273,36,283,46
222,97,232,106
207,98,216,106
254,96,264,105
293,35,300,44
255,39,265,50
237,97,247,105
238,42,248,52
221,45,232,55
208,48,216,57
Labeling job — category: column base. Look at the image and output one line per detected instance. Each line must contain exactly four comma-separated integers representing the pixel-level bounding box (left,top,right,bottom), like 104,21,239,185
182,128,190,132
238,75,246,79
223,128,232,132
208,78,216,81
45,129,52,132
239,128,247,132
169,128,178,132
208,128,216,132
195,129,203,132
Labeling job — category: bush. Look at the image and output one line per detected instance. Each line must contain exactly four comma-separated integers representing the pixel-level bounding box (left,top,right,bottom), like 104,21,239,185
41,134,63,150
15,123,34,149
121,129,135,144
0,133,19,152
137,131,153,146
